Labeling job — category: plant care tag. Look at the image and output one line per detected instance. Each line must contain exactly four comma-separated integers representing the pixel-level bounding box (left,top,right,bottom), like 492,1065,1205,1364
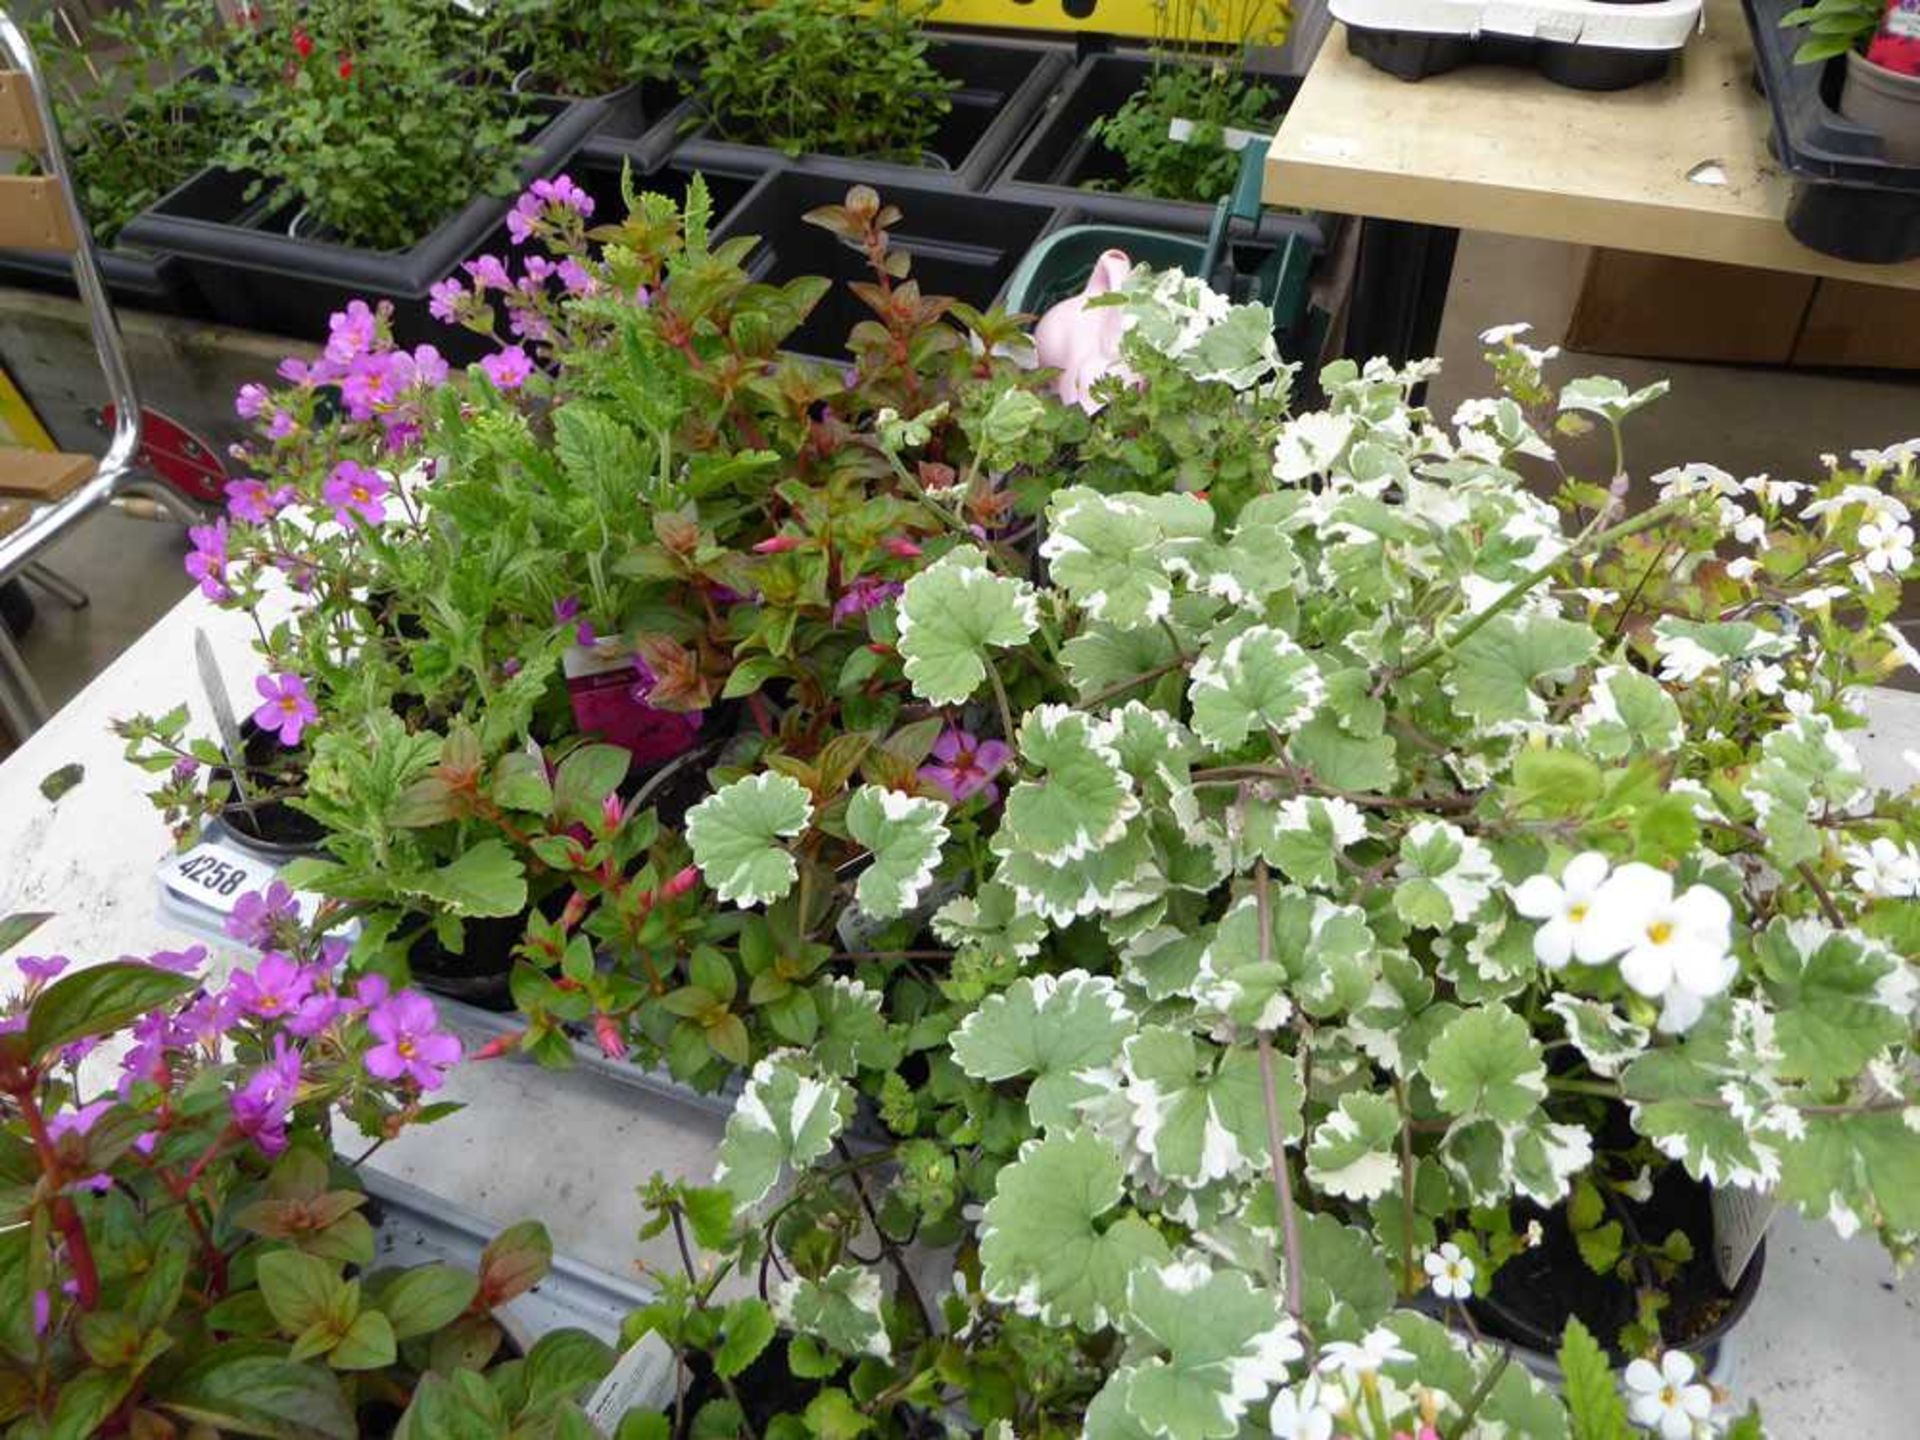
582,1330,678,1436
564,643,704,768
1166,117,1268,153
160,839,282,917
1709,1185,1778,1289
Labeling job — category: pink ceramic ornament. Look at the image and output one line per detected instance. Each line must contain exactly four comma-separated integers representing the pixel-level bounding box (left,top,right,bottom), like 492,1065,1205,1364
1033,249,1139,413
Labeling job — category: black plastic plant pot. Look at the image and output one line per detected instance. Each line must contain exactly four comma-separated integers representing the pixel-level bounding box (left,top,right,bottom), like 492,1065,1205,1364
579,76,703,175
1743,0,1920,264
118,96,606,348
1468,1170,1767,1378
0,243,209,318
669,35,1070,191
712,170,1060,362
1341,26,1673,90
993,52,1306,232
406,910,533,1013
210,720,329,857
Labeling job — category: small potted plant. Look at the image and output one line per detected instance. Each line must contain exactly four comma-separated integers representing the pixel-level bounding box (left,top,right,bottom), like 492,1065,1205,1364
1781,0,1920,163
117,0,604,346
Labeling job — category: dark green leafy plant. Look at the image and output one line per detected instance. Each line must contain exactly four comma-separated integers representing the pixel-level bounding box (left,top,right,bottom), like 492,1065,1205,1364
476,0,696,98
1089,63,1280,205
682,0,956,161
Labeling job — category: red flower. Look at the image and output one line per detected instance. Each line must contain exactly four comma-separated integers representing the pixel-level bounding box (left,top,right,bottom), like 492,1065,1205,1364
292,29,313,58
338,57,353,80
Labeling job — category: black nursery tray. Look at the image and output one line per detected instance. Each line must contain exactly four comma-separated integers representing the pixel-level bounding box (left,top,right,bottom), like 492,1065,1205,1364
0,242,208,317
1330,0,1702,90
1742,0,1920,264
666,35,1070,192
118,95,605,349
713,170,1062,361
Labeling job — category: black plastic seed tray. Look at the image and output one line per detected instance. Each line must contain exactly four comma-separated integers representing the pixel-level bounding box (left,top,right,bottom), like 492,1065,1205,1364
1743,0,1920,264
1331,0,1701,90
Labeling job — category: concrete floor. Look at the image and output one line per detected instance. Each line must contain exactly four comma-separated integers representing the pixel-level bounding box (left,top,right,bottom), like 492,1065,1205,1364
4,231,1918,752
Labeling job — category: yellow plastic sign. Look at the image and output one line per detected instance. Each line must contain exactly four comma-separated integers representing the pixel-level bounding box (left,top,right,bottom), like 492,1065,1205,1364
930,0,1168,34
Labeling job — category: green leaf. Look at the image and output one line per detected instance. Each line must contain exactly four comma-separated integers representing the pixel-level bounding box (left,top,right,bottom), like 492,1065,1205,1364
1241,794,1368,890
1295,1212,1396,1339
27,962,196,1060
404,839,528,919
951,971,1135,1130
714,1056,852,1206
1560,1317,1632,1440
158,1344,356,1439
1286,713,1397,792
1449,614,1599,723
1545,995,1649,1079
1573,665,1682,760
257,1252,349,1337
1747,715,1867,869
1040,488,1205,630
895,546,1038,704
553,744,633,826
521,1329,614,1405
930,881,1047,967
1422,1005,1547,1122
0,910,52,956
979,1129,1170,1330
1122,1027,1292,1188
1754,920,1907,1089
1778,1110,1920,1237
1393,821,1500,928
47,1368,136,1440
1101,1262,1301,1440
1002,705,1139,864
479,1221,552,1308
375,1264,480,1341
714,1299,778,1378
1558,374,1668,421
1305,1092,1402,1202
687,773,814,907
844,786,949,920
1187,624,1325,750
774,1266,891,1360
327,1309,396,1371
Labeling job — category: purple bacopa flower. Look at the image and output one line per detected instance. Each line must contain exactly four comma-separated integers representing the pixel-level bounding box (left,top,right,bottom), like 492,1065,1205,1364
224,477,293,525
324,299,379,365
919,727,1013,805
265,410,298,441
428,276,467,323
479,346,533,391
832,576,903,625
322,460,388,528
410,344,449,389
47,1098,113,1144
225,881,299,949
16,954,68,985
142,944,206,974
185,520,230,601
231,1037,301,1156
287,991,349,1039
556,258,597,297
252,672,318,747
364,990,462,1091
465,254,511,292
235,382,270,419
226,951,314,1020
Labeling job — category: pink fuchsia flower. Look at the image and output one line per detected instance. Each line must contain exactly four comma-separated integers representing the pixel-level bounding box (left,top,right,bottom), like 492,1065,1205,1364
920,728,1012,805
235,382,270,419
479,346,533,391
324,299,379,364
185,519,229,601
428,276,466,323
753,534,802,555
252,672,317,747
592,1013,626,1060
364,990,462,1091
16,954,68,985
231,1038,301,1155
832,576,903,625
323,460,388,528
225,881,299,949
226,952,313,1020
224,477,293,525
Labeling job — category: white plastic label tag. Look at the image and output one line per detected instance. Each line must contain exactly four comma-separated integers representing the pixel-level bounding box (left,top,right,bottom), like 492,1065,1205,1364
160,841,281,916
583,1331,678,1435
1709,1186,1777,1289
1166,117,1268,152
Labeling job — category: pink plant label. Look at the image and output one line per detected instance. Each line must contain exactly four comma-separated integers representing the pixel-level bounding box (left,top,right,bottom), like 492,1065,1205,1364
1870,0,1920,73
563,644,703,767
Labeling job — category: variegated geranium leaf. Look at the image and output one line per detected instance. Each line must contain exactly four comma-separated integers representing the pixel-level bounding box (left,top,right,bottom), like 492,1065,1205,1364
1187,625,1325,751
979,1129,1171,1331
714,1055,853,1206
1305,1092,1402,1202
1190,491,1304,607
1240,794,1369,891
993,819,1162,927
1544,994,1649,1080
1620,1002,1789,1192
812,976,899,1077
1393,821,1499,930
930,880,1048,965
1090,1261,1303,1440
1447,613,1599,723
1420,1004,1547,1123
950,971,1135,1130
686,772,813,907
772,1265,890,1359
1747,714,1867,869
1751,918,1911,1090
844,785,949,920
1571,664,1683,760
1122,1027,1298,1188
1041,488,1212,629
895,546,1038,705
1002,705,1139,864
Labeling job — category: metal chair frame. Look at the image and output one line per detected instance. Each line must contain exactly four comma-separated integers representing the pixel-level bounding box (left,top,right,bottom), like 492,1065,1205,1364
0,5,203,741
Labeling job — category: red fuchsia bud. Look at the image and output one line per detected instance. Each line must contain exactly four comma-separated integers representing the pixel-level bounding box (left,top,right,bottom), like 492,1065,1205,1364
560,890,590,930
338,57,353,80
752,535,801,554
471,1031,524,1061
592,1013,627,1059
883,537,922,559
867,641,895,656
554,976,581,993
601,789,626,832
292,29,312,58
662,865,700,901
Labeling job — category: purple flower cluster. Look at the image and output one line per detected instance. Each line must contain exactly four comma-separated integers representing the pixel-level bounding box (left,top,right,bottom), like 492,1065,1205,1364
185,520,230,602
506,173,595,245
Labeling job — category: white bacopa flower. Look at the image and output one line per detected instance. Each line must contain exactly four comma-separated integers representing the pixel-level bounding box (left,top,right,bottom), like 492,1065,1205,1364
1524,1219,1546,1249
1654,632,1725,684
1857,519,1914,575
1268,1377,1340,1440
1741,473,1804,507
1843,838,1920,899
1422,1241,1476,1301
1881,623,1920,677
1510,851,1615,969
1731,512,1769,549
1623,1351,1714,1439
1315,1326,1413,1379
1479,321,1532,344
1802,483,1910,529
1584,864,1737,1034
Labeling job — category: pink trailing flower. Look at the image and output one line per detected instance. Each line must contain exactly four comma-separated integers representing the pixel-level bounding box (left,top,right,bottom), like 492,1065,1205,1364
185,520,230,601
428,276,466,323
226,952,313,1020
16,954,67,985
265,409,298,441
920,727,1012,805
340,352,405,420
251,672,317,746
235,382,270,419
46,1098,113,1144
479,346,534,391
465,254,511,292
556,258,598,297
410,344,449,388
832,576,903,625
142,945,206,974
364,990,462,1091
224,477,293,525
231,1037,301,1155
324,299,379,365
660,865,700,902
323,460,388,528
225,881,299,948
507,174,595,243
